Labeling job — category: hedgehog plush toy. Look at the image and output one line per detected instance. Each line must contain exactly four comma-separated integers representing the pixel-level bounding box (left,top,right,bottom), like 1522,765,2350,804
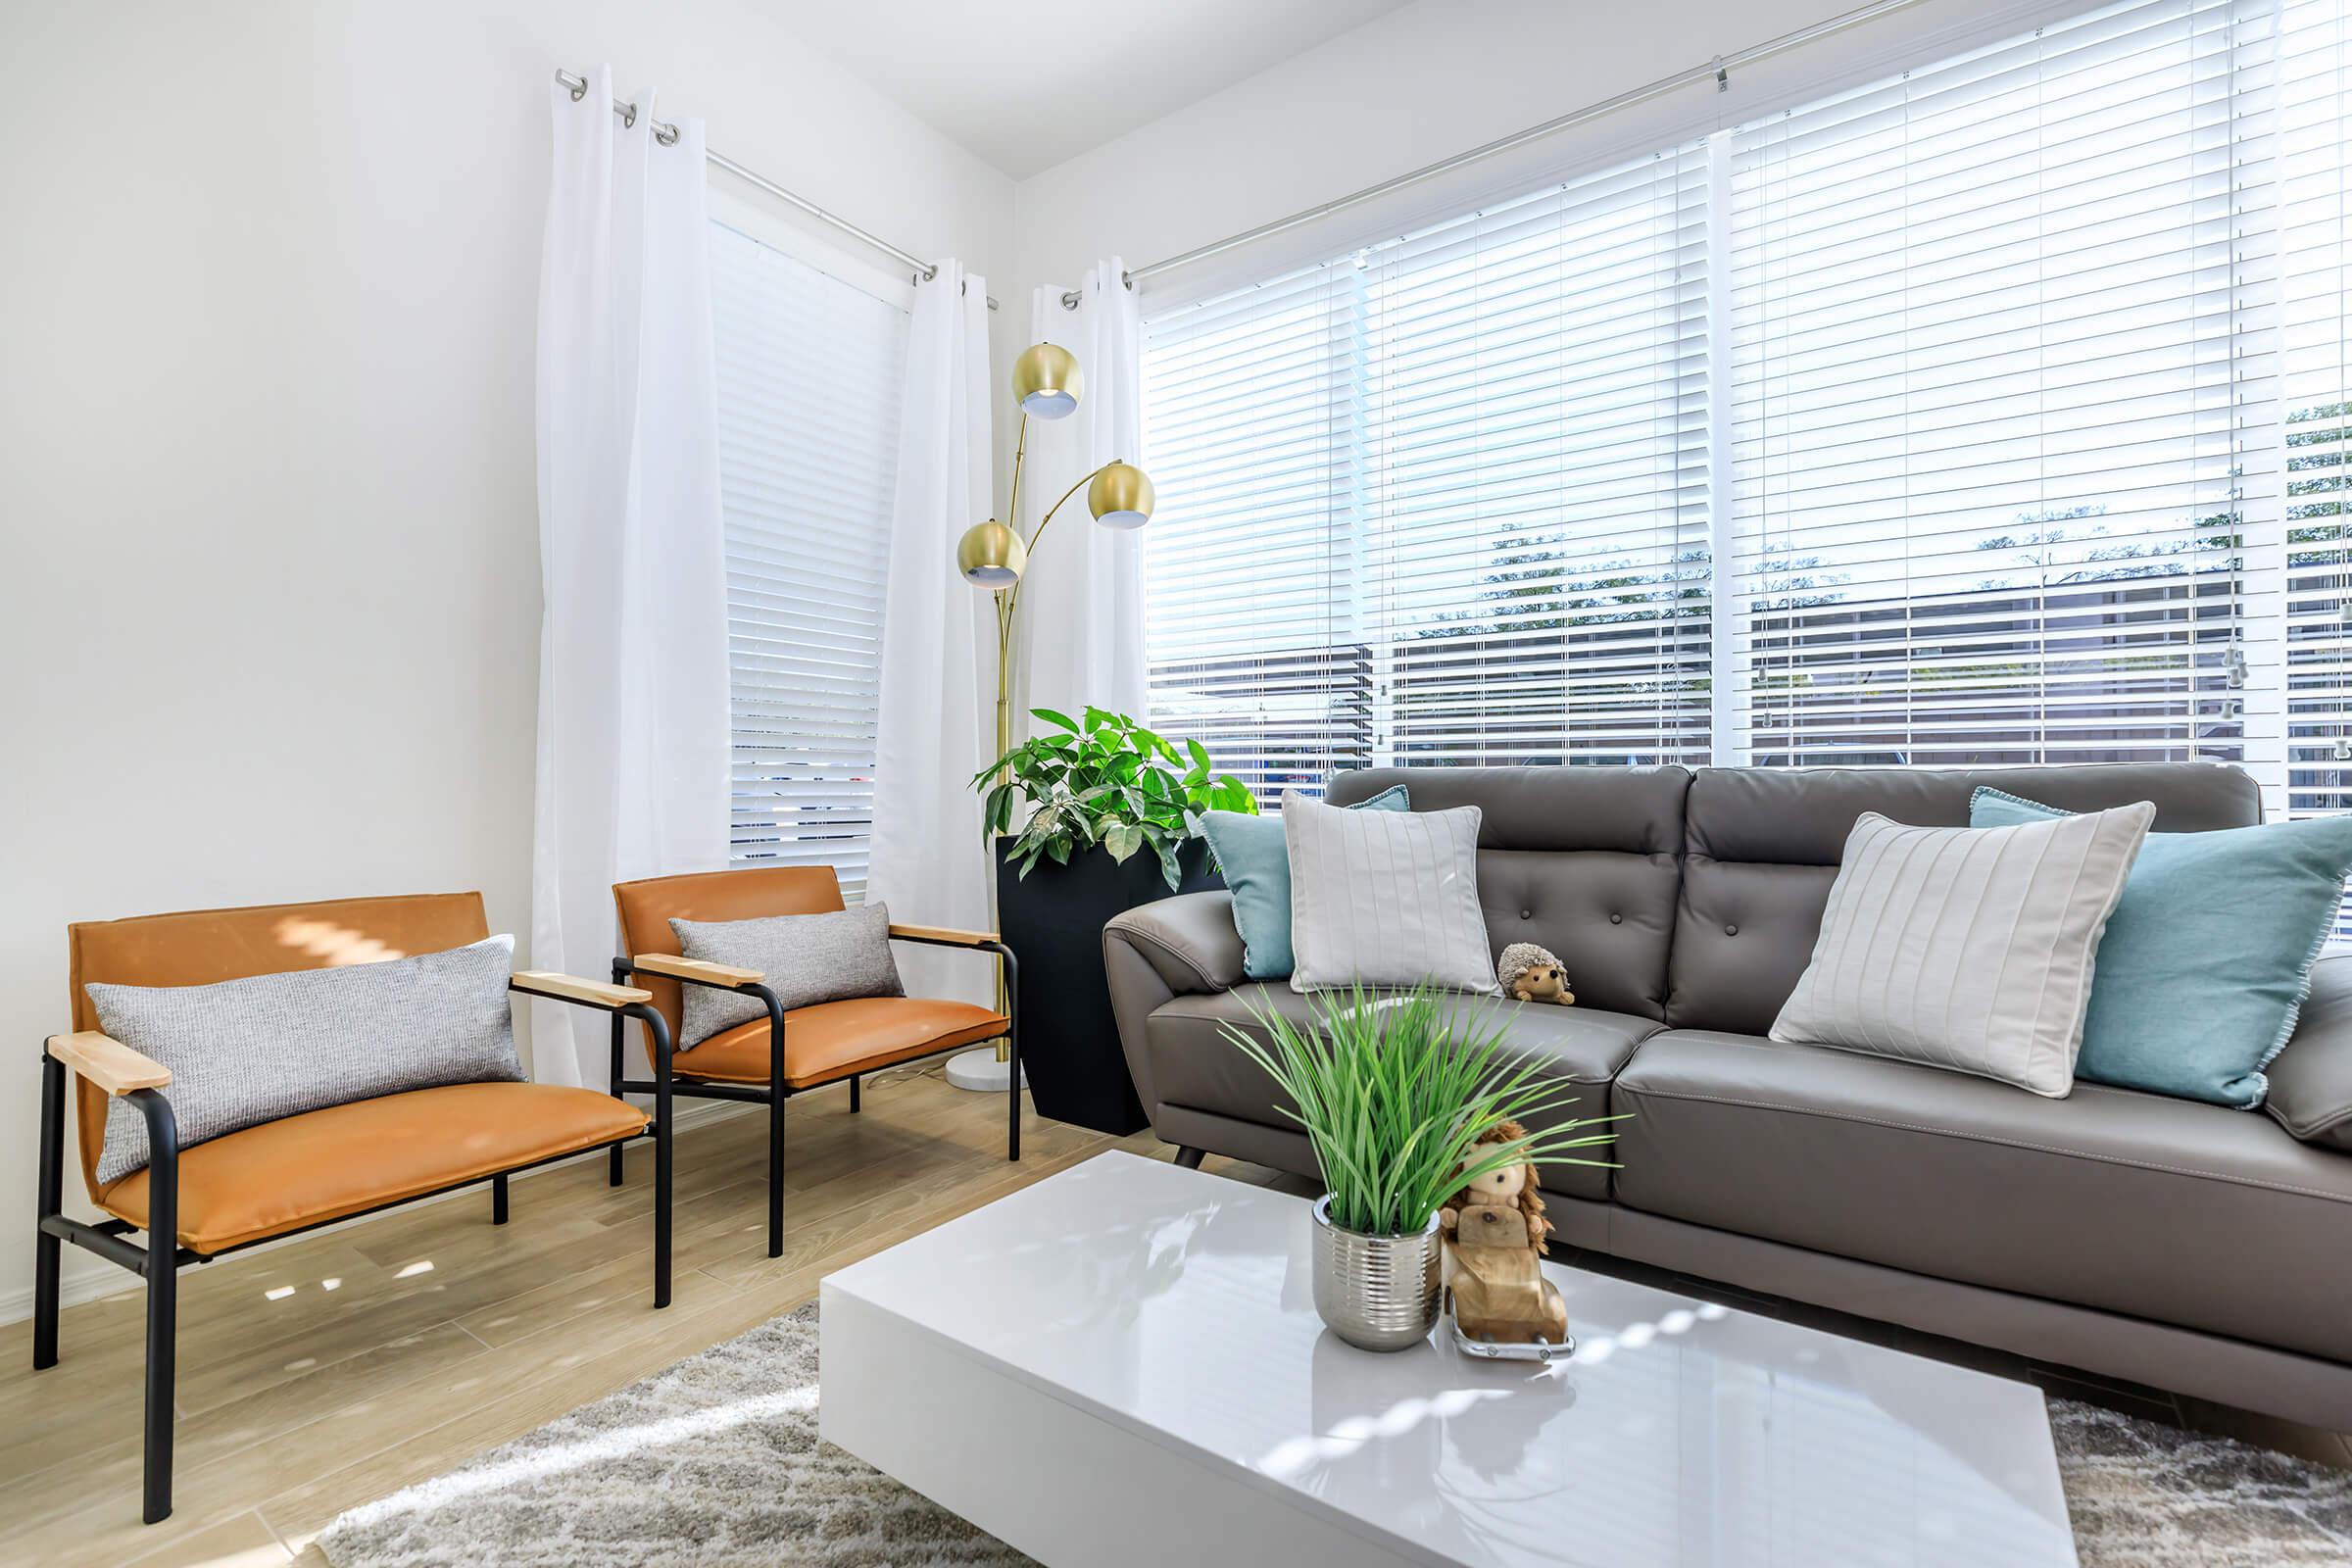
1496,943,1575,1005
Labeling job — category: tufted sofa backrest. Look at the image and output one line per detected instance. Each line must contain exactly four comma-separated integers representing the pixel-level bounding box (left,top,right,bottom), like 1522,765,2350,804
1665,762,2262,1033
1325,765,1692,1020
1320,760,2263,1033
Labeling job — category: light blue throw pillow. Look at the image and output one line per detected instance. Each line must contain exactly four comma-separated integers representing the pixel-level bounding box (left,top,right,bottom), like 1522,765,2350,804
1969,787,2352,1107
1201,786,1409,980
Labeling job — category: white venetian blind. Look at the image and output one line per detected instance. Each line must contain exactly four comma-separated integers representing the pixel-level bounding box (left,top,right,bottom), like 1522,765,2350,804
1726,0,2281,770
1142,266,1370,801
1364,145,1713,769
1141,143,1712,799
2282,0,2352,906
710,220,908,896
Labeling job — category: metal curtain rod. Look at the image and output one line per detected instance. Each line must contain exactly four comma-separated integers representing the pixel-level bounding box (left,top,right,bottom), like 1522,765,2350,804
1117,0,1932,295
556,68,999,312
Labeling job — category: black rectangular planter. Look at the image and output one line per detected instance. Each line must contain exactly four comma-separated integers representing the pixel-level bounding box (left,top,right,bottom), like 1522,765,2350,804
996,836,1221,1136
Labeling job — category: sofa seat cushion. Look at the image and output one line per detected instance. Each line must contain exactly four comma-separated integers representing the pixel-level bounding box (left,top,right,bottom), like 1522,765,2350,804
97,1082,648,1253
1147,985,1657,1199
674,997,1006,1088
1613,1030,2352,1361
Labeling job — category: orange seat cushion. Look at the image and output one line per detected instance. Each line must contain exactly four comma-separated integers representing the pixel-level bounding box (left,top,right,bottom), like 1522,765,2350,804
98,1082,648,1254
674,997,1007,1088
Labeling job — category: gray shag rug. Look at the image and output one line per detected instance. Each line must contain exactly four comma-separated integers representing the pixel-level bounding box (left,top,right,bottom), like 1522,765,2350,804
318,1304,2352,1568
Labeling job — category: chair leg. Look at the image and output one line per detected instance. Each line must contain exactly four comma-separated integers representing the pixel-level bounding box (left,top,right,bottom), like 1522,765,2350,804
1002,945,1021,1163
767,1090,785,1259
766,994,787,1259
848,1074,860,1113
143,1251,176,1524
492,1173,510,1225
136,1088,179,1527
33,1054,64,1371
654,1087,673,1312
607,1004,627,1189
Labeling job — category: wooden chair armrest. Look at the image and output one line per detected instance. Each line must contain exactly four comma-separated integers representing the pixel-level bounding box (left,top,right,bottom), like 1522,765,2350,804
631,954,763,987
889,923,1002,949
511,971,653,1010
47,1031,172,1096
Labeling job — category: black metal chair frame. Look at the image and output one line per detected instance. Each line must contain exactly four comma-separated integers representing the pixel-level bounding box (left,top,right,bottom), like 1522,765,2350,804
611,930,1019,1259
30,982,674,1526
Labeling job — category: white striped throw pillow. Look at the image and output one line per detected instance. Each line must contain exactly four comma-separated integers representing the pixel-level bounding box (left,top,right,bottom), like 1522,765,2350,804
1769,804,2155,1097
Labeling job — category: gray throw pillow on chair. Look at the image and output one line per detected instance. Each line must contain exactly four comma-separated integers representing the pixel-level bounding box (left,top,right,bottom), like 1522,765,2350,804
669,903,905,1049
85,935,522,1186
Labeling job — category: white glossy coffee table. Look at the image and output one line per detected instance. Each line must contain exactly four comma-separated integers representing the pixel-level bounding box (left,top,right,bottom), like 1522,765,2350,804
820,1151,2077,1568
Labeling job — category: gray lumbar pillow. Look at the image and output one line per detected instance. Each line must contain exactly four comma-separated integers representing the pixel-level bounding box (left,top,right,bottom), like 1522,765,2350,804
1769,806,2154,1097
1282,790,1497,996
669,903,905,1049
86,935,521,1186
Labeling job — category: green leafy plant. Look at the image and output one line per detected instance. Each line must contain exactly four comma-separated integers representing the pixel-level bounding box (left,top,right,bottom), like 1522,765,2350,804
974,707,1257,889
1224,983,1622,1237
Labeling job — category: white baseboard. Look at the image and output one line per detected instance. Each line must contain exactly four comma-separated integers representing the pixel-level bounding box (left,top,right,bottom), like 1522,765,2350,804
0,1099,756,1328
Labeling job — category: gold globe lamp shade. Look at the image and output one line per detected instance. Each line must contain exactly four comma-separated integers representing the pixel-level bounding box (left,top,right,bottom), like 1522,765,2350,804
1012,342,1081,419
956,518,1026,588
1087,461,1155,530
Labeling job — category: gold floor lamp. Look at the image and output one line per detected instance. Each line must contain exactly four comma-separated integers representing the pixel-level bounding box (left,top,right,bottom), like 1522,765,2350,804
940,341,1157,1094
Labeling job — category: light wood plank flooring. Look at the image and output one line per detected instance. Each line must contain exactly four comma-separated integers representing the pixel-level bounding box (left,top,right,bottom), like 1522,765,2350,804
0,1069,1280,1567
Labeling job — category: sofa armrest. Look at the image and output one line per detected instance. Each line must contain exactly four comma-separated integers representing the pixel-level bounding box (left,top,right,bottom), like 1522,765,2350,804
1103,892,1246,996
1102,892,1246,1131
2269,954,2352,1152
46,1031,171,1096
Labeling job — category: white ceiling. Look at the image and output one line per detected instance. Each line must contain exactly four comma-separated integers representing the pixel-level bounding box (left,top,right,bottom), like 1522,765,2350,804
767,0,1411,178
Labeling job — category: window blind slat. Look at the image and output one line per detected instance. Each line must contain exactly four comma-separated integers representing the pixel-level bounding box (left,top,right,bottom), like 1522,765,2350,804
1140,0,2350,939
712,220,906,898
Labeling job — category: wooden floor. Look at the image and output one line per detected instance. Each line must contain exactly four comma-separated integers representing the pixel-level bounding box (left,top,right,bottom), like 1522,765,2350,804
0,1069,1273,1568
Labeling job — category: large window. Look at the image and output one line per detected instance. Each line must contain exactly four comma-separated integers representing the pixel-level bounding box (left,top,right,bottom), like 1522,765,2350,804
1143,0,2351,820
710,220,908,896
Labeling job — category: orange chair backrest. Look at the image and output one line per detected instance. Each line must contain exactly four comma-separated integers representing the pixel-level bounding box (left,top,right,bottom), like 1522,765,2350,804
612,866,845,1045
65,892,490,1200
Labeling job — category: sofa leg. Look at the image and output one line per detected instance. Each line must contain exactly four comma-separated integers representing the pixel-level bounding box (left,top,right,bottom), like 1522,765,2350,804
1173,1147,1206,1170
492,1173,510,1225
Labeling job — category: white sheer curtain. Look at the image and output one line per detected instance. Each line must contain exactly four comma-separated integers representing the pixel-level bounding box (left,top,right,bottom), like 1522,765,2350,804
1016,260,1149,731
867,265,996,1001
531,67,729,1086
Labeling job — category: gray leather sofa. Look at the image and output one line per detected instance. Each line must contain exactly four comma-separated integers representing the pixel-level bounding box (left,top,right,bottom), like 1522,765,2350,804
1102,762,2352,1429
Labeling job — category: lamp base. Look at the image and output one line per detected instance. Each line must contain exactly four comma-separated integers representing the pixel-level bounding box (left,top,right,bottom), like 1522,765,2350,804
946,1048,1027,1094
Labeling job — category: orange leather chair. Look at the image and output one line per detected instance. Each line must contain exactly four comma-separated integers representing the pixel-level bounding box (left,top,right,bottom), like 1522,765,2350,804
33,892,674,1526
611,866,1017,1257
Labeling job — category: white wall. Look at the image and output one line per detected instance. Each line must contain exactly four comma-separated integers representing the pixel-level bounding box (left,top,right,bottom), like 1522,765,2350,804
1009,0,2080,311
0,0,1014,1318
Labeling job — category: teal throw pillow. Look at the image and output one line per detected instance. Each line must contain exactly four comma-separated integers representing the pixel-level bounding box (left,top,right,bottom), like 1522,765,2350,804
1968,787,2352,1107
1201,786,1409,980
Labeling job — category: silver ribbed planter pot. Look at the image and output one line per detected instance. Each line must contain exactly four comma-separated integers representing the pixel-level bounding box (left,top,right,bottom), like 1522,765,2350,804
1309,1198,1442,1351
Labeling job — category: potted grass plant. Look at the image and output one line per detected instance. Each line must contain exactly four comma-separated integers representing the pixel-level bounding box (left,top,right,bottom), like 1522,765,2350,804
1224,984,1621,1351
